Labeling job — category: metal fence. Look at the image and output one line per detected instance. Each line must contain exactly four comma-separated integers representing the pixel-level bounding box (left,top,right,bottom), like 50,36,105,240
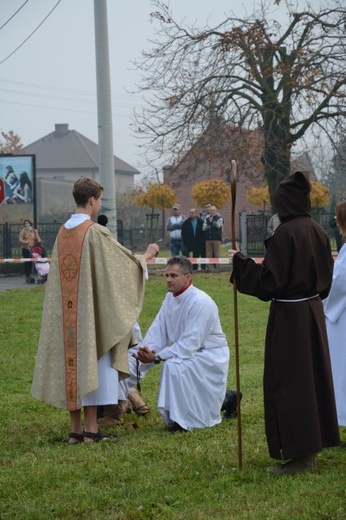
0,220,164,259
243,211,339,256
0,212,339,260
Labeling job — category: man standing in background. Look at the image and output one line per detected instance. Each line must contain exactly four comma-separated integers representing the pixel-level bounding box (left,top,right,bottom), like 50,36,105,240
182,208,204,270
203,205,223,270
166,203,186,256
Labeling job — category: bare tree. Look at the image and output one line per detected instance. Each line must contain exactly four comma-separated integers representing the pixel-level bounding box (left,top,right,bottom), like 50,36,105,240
134,0,346,207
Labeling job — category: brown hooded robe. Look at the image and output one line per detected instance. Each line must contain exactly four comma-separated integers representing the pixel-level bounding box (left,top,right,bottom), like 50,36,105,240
232,172,340,460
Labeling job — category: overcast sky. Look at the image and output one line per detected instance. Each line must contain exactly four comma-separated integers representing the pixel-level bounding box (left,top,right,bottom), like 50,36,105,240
0,0,309,176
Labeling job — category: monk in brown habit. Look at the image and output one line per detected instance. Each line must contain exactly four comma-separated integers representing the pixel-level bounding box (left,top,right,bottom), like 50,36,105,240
228,171,340,474
32,177,159,444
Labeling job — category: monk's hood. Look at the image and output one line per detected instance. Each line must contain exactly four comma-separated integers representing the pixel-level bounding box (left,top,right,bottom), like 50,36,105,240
274,171,311,221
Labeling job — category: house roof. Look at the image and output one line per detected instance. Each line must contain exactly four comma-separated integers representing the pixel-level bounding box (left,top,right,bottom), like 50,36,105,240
21,124,140,176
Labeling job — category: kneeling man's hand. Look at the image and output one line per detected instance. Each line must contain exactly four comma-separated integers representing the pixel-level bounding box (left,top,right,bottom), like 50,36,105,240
133,346,156,364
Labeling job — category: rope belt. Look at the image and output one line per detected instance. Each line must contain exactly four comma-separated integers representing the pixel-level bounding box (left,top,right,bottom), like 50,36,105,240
273,294,319,303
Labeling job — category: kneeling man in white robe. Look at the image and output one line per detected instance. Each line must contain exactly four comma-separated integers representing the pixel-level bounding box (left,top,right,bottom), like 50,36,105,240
134,256,230,431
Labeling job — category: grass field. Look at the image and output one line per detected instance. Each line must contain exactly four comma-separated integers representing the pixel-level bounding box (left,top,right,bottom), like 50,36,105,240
0,270,345,519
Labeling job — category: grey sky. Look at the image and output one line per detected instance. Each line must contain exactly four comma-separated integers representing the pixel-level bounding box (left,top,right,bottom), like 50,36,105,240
0,0,309,177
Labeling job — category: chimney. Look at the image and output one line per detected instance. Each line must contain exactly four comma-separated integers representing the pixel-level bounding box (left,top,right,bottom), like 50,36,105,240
54,124,69,137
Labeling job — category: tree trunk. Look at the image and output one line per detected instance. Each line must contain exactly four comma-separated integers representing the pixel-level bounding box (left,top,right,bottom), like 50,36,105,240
262,100,292,210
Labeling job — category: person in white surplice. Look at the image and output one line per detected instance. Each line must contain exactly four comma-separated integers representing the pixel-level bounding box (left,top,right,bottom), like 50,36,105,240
323,200,346,440
134,256,230,431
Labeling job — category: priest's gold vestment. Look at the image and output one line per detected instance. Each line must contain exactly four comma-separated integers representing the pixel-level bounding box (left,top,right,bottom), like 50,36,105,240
31,222,146,410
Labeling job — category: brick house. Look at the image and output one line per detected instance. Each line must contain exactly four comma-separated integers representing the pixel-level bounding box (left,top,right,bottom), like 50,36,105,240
163,124,316,242
163,125,265,242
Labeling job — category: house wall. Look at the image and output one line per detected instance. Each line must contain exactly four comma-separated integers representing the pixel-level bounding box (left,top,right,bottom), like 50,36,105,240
37,177,75,219
35,170,135,220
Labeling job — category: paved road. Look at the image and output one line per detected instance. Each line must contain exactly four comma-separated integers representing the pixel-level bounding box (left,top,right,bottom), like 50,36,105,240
0,274,41,292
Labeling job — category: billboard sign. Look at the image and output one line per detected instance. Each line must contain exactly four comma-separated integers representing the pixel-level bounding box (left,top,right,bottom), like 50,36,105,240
0,155,36,223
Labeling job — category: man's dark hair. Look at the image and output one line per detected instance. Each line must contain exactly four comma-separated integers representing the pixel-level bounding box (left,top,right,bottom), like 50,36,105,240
167,256,193,275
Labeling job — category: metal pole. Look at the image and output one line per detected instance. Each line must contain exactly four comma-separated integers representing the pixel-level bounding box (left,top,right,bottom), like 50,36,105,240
94,0,117,237
240,210,247,256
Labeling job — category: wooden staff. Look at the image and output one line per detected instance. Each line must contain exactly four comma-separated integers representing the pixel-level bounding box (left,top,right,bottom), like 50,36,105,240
231,159,242,470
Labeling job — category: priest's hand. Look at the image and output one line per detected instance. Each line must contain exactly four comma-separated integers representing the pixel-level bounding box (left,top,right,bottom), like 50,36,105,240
144,243,160,261
133,346,156,364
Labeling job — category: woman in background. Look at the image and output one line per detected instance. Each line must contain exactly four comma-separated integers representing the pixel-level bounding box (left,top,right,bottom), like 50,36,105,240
19,219,42,283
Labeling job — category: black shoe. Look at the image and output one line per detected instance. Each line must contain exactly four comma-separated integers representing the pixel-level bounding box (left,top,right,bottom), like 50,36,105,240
221,389,242,419
168,422,187,433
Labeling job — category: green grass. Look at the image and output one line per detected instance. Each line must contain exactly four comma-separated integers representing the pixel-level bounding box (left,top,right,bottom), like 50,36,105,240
1,273,345,519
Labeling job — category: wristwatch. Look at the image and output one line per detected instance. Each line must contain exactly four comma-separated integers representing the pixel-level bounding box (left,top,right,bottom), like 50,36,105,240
153,355,161,364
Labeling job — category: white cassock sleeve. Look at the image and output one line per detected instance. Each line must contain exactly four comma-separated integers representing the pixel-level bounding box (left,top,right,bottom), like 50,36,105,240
144,294,217,361
323,245,346,324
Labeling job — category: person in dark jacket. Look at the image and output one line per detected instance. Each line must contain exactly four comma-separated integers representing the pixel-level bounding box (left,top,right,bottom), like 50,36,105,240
181,208,205,270
203,206,223,270
329,215,343,252
228,171,340,474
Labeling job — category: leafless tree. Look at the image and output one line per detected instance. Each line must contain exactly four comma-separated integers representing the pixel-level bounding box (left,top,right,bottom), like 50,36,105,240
134,0,346,207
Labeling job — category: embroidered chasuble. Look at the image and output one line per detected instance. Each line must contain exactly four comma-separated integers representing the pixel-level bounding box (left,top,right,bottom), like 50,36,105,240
32,221,147,410
58,220,93,410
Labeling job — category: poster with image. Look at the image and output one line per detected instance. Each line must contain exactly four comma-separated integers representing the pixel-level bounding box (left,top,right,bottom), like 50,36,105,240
0,155,36,223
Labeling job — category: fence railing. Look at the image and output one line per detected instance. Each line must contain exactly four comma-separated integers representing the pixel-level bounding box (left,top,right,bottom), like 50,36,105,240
243,211,339,256
0,211,339,260
0,221,164,259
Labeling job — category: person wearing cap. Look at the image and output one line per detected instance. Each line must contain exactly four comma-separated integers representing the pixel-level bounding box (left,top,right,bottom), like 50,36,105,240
166,204,186,256
228,171,340,474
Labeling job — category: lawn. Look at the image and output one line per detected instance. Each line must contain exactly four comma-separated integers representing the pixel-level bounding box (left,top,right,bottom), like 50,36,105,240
0,271,345,519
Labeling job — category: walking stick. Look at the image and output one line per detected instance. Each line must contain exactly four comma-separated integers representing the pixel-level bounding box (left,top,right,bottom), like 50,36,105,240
231,159,242,470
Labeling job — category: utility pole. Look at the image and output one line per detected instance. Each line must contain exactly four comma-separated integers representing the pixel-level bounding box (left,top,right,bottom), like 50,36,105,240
94,0,117,237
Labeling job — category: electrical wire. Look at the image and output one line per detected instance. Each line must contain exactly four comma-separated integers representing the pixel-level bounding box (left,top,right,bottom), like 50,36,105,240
0,0,61,66
1,99,131,118
0,78,144,103
0,0,29,31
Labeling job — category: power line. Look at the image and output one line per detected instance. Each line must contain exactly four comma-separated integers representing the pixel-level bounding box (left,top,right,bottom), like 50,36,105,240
0,0,29,31
0,77,144,102
0,0,61,66
0,99,131,118
0,88,137,109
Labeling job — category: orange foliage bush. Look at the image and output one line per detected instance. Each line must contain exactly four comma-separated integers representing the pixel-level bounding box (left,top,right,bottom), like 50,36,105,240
191,179,231,208
246,186,270,208
134,183,177,210
310,181,329,207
